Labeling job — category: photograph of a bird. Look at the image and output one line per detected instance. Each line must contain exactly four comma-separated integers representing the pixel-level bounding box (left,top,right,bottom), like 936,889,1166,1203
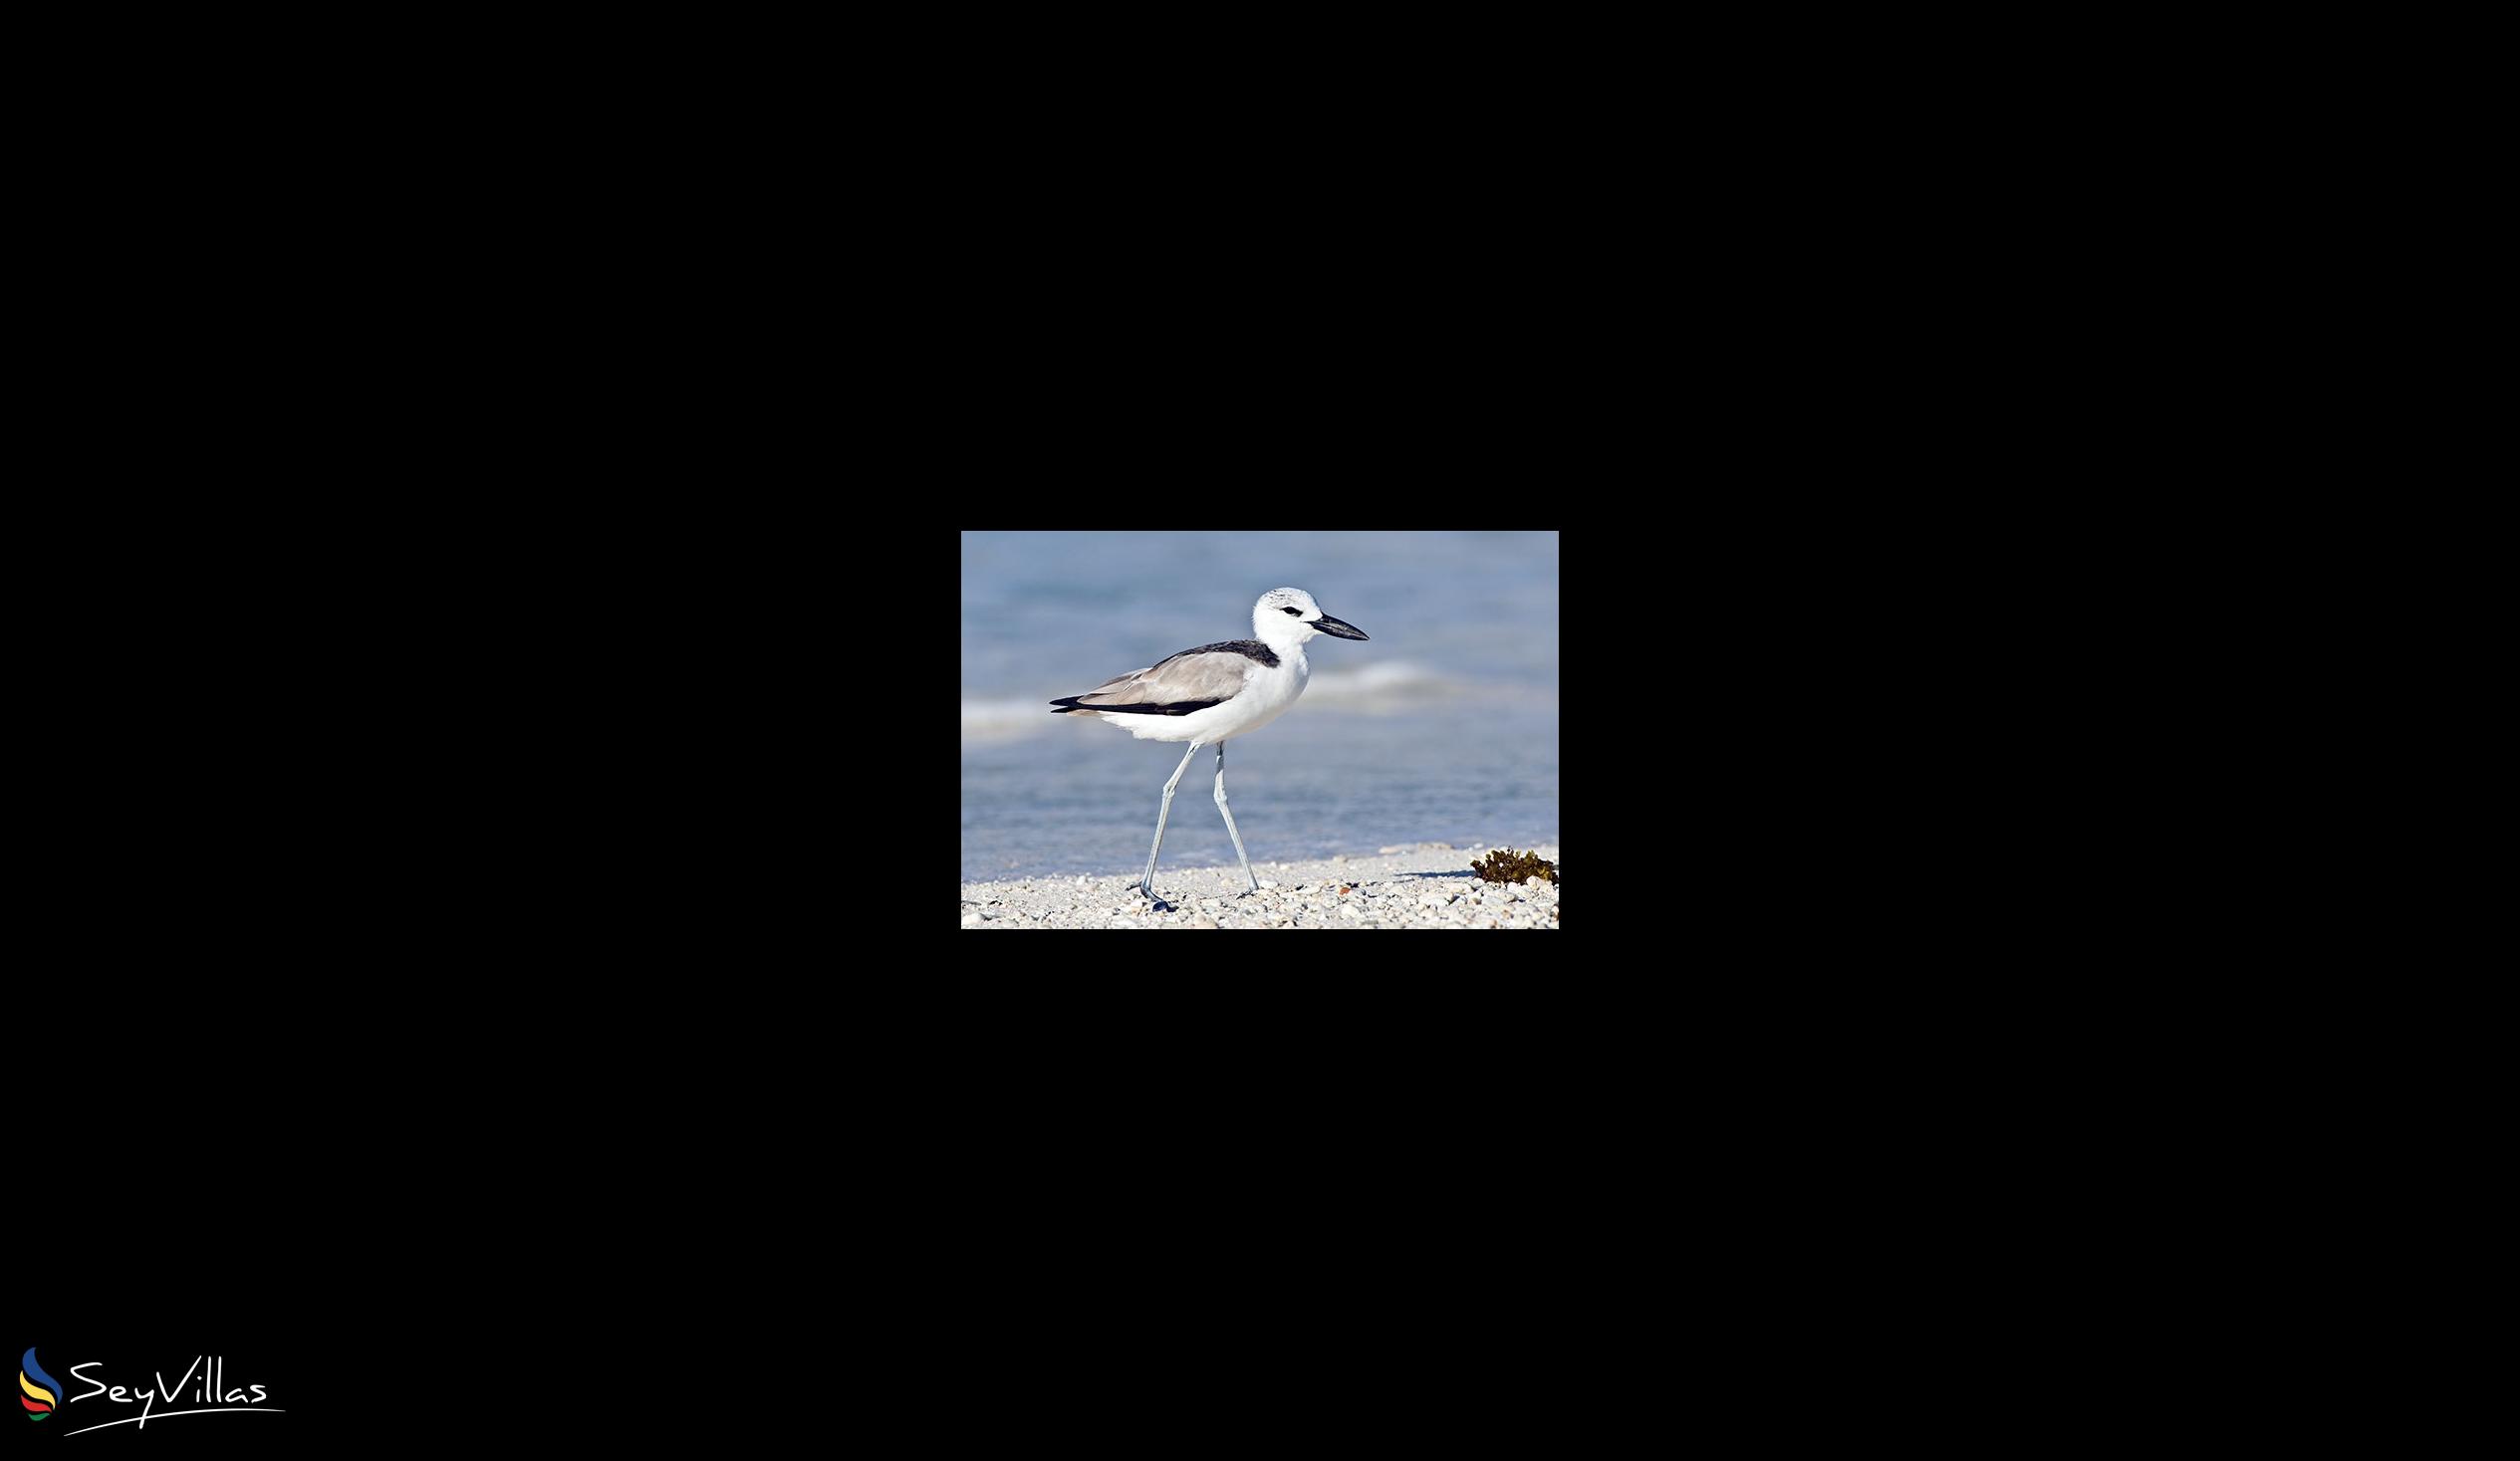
1052,587,1370,904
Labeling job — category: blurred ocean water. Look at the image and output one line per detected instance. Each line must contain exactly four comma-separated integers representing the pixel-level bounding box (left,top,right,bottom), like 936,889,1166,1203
962,530,1557,881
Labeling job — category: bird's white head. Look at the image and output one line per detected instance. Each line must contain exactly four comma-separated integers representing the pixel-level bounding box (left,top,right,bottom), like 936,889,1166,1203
1253,587,1370,646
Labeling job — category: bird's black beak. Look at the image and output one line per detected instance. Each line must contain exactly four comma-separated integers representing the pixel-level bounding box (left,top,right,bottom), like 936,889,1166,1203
1313,614,1369,640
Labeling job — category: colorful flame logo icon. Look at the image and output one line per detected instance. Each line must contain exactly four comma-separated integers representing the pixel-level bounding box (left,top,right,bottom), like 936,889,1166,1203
20,1347,61,1422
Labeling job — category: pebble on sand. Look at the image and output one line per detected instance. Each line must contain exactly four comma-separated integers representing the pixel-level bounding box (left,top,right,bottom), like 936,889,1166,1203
963,845,1556,931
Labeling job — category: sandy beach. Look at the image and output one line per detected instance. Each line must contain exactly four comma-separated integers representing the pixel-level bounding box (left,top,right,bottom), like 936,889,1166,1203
958,843,1560,929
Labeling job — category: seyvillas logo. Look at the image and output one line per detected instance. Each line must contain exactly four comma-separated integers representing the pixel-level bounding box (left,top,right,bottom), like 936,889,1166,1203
16,1347,284,1435
21,1347,61,1421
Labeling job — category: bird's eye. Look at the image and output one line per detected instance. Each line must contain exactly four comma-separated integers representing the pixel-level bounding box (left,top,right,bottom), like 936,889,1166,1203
1281,607,1301,614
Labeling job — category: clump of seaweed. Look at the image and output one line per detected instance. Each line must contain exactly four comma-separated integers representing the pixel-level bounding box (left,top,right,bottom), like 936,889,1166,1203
1471,849,1557,884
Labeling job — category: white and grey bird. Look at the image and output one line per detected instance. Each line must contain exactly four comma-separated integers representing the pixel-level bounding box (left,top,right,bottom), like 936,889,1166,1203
1052,587,1370,904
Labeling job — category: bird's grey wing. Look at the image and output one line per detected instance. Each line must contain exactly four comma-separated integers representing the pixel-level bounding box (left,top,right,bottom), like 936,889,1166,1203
1056,650,1254,715
1071,665,1154,699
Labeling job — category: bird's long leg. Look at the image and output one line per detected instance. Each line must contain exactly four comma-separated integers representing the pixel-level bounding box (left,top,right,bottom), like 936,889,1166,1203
1141,740,1202,901
1213,741,1260,893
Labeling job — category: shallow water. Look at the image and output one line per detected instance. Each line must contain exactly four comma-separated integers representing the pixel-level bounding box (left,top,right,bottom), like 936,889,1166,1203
962,530,1559,881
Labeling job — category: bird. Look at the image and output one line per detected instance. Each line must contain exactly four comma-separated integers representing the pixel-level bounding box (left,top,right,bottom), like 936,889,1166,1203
1052,587,1369,904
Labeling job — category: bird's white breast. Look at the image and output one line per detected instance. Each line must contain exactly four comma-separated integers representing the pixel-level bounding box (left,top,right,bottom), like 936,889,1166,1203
1217,650,1307,737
